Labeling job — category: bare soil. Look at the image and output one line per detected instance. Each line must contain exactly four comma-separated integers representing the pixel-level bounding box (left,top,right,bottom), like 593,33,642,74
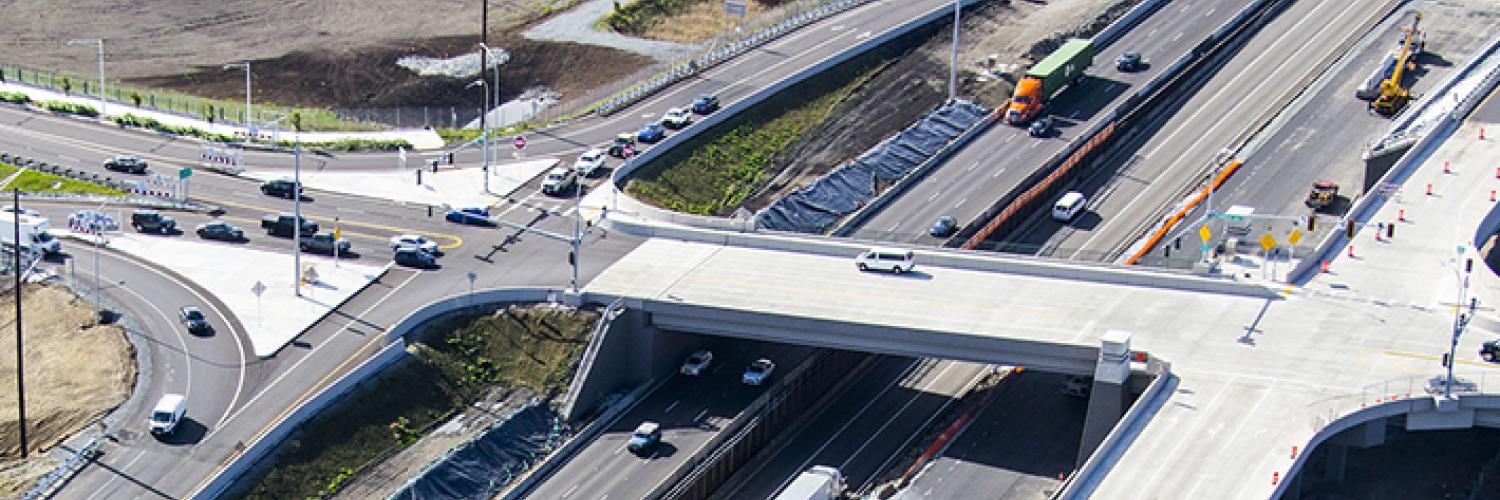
0,0,650,110
0,284,134,496
639,0,776,43
742,0,1138,212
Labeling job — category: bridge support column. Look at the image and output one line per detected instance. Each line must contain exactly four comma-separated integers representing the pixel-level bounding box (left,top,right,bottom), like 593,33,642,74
1322,442,1348,485
1077,330,1133,467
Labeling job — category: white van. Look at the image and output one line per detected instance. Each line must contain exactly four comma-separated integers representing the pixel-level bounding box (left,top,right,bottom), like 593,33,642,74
149,393,186,435
1052,191,1087,222
856,248,915,274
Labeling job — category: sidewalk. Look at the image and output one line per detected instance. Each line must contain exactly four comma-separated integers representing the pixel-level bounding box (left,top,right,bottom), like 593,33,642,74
241,158,557,209
63,231,385,357
0,81,445,150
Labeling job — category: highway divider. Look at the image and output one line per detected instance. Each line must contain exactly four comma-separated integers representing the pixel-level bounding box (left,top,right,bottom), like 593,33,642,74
606,0,989,231
958,0,1296,251
1121,162,1241,265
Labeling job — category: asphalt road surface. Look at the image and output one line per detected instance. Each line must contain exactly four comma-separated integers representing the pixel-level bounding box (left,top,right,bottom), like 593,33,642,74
723,357,988,498
850,0,1244,244
896,370,1087,500
1002,0,1396,262
527,336,813,500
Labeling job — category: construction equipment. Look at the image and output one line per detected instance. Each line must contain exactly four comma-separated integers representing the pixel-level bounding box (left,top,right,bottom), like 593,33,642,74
1372,12,1422,116
1306,180,1339,210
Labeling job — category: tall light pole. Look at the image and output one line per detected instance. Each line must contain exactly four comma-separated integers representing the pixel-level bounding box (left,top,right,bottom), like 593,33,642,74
949,0,959,102
223,62,252,131
12,188,26,458
1446,255,1478,397
66,39,105,119
269,114,303,296
467,78,491,194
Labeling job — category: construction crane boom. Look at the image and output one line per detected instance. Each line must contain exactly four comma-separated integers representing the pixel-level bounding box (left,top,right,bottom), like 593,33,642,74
1373,12,1422,115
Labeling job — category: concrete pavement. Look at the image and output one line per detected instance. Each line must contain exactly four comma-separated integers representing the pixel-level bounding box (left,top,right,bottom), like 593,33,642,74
0,81,445,149
240,158,558,209
61,231,385,357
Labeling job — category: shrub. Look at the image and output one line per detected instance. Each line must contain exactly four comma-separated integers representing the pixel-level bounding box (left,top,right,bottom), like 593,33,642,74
0,92,29,105
41,101,98,117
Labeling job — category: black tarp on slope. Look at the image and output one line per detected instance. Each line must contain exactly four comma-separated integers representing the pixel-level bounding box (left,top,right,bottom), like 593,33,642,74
390,400,564,500
757,100,988,233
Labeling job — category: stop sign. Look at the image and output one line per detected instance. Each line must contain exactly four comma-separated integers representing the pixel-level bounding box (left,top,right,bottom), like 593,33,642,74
513,136,526,150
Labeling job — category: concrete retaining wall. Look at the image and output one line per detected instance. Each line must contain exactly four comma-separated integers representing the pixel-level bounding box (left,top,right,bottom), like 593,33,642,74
192,339,409,499
1057,358,1174,499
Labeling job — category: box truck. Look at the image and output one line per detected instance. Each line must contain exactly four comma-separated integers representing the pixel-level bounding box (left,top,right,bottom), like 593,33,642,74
1006,39,1093,125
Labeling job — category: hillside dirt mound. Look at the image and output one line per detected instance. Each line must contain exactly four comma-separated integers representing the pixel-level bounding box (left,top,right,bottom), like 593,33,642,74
742,0,1137,213
0,283,134,497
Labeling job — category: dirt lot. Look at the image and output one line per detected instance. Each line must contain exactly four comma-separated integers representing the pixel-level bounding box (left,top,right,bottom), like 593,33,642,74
637,0,778,43
0,284,134,496
0,0,650,110
742,0,1137,211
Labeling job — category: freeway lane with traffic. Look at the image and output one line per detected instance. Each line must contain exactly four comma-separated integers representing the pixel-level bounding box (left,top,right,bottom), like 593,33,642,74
851,0,1244,244
1003,0,1398,262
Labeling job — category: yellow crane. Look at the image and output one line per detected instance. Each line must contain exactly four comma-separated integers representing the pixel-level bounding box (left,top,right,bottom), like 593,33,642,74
1373,12,1422,116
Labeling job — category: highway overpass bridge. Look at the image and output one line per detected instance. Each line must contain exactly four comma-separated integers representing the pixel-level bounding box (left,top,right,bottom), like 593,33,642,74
574,111,1500,497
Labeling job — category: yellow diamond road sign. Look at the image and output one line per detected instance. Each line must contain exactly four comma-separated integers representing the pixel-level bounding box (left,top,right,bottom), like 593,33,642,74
1288,229,1303,246
1259,233,1277,251
1198,225,1212,242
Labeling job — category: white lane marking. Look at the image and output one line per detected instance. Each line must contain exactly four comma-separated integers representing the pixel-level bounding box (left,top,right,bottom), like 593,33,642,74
928,191,941,202
101,249,249,430
839,362,959,470
1172,31,1183,43
991,167,1006,179
1075,0,1358,255
562,483,581,498
954,197,967,209
664,400,680,413
771,359,920,497
201,270,421,444
110,274,192,400
80,448,149,500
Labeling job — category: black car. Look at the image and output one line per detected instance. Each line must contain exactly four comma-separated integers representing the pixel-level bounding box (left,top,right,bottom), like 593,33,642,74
1028,116,1054,138
394,248,438,269
130,210,177,234
1116,51,1144,72
930,215,957,237
690,95,720,114
1482,340,1500,362
178,306,212,335
260,179,301,199
196,221,245,241
103,155,149,174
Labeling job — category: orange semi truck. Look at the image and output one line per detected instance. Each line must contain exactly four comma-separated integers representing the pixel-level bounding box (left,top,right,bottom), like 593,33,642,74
1006,39,1094,125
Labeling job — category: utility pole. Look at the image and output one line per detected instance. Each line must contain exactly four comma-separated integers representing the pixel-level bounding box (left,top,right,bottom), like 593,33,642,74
949,0,959,102
12,188,26,458
66,39,105,119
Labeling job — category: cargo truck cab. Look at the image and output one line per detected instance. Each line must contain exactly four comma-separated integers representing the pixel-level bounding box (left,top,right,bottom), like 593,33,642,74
1007,39,1093,125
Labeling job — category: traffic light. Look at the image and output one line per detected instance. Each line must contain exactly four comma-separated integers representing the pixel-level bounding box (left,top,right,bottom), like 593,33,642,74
1442,353,1452,367
568,251,576,266
1467,258,1474,274
416,169,423,185
1345,220,1356,238
446,153,455,164
1307,215,1315,231
1387,222,1394,239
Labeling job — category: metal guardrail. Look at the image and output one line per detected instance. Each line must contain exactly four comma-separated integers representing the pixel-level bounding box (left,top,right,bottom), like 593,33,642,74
23,432,103,500
592,0,872,117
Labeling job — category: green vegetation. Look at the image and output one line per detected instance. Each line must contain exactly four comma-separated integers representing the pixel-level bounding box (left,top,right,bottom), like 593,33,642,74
269,137,414,152
0,92,28,105
0,163,125,195
435,123,536,146
627,61,885,215
40,101,98,117
243,305,597,500
605,0,706,34
113,113,239,143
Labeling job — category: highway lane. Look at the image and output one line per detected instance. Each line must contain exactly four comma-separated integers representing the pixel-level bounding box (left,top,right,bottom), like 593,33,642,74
528,336,813,499
1165,3,1500,264
895,370,1087,500
40,248,253,500
1001,0,1392,261
724,357,987,499
0,0,961,173
851,0,1244,244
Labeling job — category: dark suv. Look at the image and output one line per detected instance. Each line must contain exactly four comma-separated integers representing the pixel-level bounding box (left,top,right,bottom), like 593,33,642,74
262,213,318,238
300,233,351,255
260,179,301,199
130,210,177,234
1481,340,1500,362
104,155,149,174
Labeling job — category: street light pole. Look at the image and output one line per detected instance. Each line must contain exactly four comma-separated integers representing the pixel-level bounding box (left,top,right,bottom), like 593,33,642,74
293,132,302,297
223,62,252,131
66,39,105,119
573,175,582,292
1447,257,1477,397
468,76,491,194
12,188,26,459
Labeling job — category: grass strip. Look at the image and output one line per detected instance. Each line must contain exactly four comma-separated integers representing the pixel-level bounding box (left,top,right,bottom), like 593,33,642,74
242,305,597,500
0,162,124,195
